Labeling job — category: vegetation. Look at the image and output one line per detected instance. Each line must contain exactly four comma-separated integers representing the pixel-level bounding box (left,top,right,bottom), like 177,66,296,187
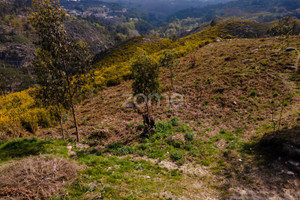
0,137,68,161
171,0,300,22
0,89,56,137
160,50,177,90
131,50,160,135
30,0,93,142
0,1,300,198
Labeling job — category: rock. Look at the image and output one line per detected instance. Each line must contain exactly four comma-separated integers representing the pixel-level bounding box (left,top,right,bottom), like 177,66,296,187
285,47,296,52
242,59,253,64
125,103,135,108
286,171,295,176
286,160,300,174
76,143,89,149
88,181,98,190
287,160,300,167
67,146,76,156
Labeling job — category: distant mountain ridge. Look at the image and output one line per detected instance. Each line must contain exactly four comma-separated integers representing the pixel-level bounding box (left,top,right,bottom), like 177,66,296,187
0,0,134,92
170,0,300,22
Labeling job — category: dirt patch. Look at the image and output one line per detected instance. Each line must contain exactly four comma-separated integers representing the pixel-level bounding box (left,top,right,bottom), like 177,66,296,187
0,155,83,199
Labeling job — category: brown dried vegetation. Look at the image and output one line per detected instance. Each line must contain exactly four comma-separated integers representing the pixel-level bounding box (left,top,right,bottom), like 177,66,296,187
0,156,82,199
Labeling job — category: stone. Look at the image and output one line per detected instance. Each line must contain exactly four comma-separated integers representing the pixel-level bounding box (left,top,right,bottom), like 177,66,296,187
76,143,89,149
285,47,296,52
125,103,135,108
242,59,253,64
286,171,295,176
288,160,300,167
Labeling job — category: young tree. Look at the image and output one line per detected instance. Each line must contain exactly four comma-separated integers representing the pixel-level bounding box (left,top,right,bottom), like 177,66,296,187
30,0,92,142
131,50,160,135
159,50,177,90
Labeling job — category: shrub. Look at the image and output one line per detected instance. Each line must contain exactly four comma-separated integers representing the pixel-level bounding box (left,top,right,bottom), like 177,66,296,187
168,139,184,148
273,91,280,98
20,112,39,134
249,90,257,97
108,142,123,149
155,121,172,133
0,89,56,133
170,151,183,161
116,146,134,156
107,142,134,156
184,144,194,151
170,117,179,126
185,132,194,141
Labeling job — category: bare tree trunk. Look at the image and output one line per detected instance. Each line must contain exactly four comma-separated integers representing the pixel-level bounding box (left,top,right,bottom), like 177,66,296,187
70,98,80,142
59,107,65,140
146,101,150,118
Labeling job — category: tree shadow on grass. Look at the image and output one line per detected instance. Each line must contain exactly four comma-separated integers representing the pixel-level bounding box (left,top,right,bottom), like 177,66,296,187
220,126,300,199
0,138,67,162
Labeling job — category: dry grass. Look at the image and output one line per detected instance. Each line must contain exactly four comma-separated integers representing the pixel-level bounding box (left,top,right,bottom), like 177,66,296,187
0,155,83,199
39,37,300,147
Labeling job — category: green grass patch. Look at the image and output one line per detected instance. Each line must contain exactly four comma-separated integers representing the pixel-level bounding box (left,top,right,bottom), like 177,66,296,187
66,154,184,199
0,138,68,162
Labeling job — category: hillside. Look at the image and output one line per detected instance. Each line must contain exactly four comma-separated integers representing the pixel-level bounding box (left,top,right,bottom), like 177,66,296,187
92,17,300,88
0,5,300,198
0,0,137,93
172,0,300,22
1,34,299,199
52,36,300,144
151,0,300,38
182,16,300,38
53,37,300,199
1,17,300,139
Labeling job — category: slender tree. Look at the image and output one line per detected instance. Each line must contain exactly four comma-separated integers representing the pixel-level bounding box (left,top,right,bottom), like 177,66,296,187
0,73,5,95
131,50,160,135
160,50,177,90
30,0,92,142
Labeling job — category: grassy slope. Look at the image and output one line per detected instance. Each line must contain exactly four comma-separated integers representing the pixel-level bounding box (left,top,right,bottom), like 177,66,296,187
30,37,299,199
92,18,267,87
0,18,300,199
61,37,300,144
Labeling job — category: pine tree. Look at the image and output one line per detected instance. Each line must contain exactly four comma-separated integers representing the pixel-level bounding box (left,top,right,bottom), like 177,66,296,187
30,0,92,142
